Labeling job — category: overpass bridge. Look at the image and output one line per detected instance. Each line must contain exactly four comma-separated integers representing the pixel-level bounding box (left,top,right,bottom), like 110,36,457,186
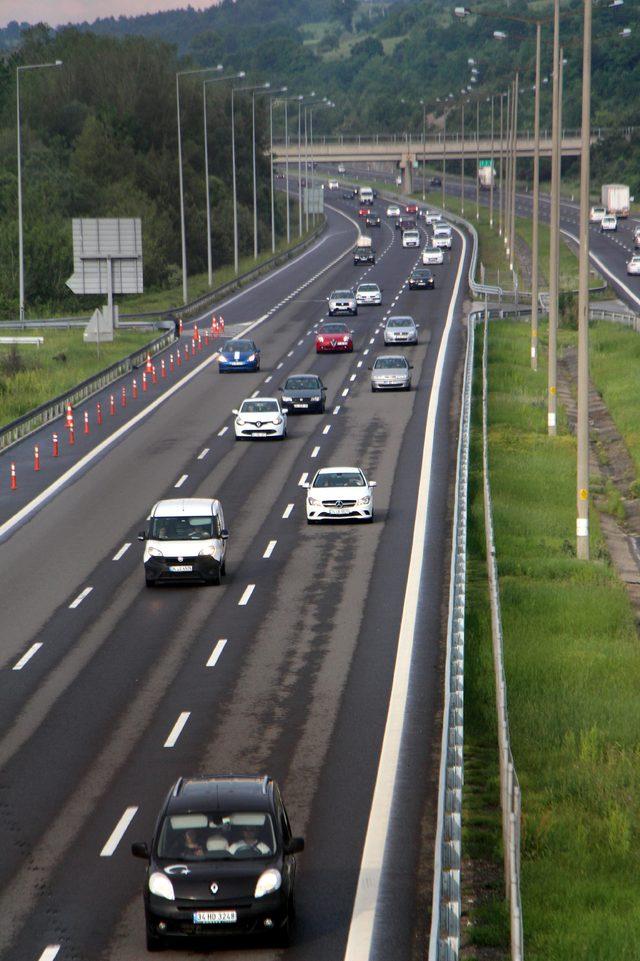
272,128,599,193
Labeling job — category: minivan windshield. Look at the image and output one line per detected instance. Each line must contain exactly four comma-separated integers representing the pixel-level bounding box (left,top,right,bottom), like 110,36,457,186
157,812,276,861
151,516,215,540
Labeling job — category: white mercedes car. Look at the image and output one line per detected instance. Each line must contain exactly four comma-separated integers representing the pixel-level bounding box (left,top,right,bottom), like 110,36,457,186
422,245,444,265
233,397,287,440
304,466,376,523
627,254,640,275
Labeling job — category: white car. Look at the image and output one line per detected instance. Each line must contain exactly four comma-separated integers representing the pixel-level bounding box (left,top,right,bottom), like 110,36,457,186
601,214,618,232
386,204,401,217
140,498,228,587
425,211,443,225
589,205,606,223
338,164,346,174
233,397,287,440
328,180,339,190
402,229,420,248
432,226,452,249
355,282,382,305
627,254,640,275
422,245,444,265
305,466,376,523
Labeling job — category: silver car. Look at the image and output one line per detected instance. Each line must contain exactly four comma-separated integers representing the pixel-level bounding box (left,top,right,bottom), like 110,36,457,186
328,289,357,316
627,255,640,275
422,245,444,265
383,315,418,345
370,355,412,392
356,282,382,305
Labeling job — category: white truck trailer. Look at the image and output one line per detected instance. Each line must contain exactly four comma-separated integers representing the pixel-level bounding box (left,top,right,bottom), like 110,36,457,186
601,183,630,218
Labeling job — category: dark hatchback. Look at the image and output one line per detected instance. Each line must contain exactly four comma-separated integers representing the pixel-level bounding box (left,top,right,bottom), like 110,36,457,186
280,373,326,413
408,267,435,290
132,775,304,951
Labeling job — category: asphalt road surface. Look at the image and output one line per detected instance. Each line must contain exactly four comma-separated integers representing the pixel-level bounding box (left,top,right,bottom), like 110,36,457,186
0,194,471,961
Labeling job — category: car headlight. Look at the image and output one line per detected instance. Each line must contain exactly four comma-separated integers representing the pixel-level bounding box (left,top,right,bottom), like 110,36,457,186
282,395,292,402
254,868,282,899
247,354,256,362
198,546,215,556
149,872,175,901
308,496,321,506
357,495,371,506
273,416,283,425
311,395,321,402
236,417,246,426
219,354,230,362
147,546,163,557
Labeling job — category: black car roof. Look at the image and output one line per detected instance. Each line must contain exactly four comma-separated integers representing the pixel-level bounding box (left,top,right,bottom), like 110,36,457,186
167,775,274,813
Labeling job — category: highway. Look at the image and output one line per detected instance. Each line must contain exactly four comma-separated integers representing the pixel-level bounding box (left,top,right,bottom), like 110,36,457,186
0,194,470,961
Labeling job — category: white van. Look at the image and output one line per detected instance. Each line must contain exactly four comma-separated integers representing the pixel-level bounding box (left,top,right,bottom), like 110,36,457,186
139,497,228,587
402,229,420,248
359,186,374,204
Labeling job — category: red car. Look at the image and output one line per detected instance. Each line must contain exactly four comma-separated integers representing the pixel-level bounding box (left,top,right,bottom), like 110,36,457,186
316,322,353,353
358,207,369,217
405,203,419,215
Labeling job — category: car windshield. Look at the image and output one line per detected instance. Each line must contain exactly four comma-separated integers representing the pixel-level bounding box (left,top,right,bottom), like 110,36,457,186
374,357,407,369
321,324,349,334
424,246,438,252
151,516,215,540
224,340,254,352
358,285,379,293
387,317,415,328
331,291,353,299
157,812,276,861
412,270,431,277
313,471,365,488
285,376,320,390
240,400,279,413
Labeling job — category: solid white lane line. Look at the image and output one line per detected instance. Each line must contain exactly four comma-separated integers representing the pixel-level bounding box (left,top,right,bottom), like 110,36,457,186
263,540,277,559
112,543,131,561
350,373,357,382
238,584,255,606
282,503,294,518
333,405,341,415
342,388,349,397
298,472,309,486
164,712,191,748
218,426,228,436
13,643,43,671
311,446,320,458
69,587,93,609
342,226,468,961
265,375,272,383
206,638,227,667
100,806,138,857
38,948,60,961
174,474,188,488
323,425,331,435
197,448,210,459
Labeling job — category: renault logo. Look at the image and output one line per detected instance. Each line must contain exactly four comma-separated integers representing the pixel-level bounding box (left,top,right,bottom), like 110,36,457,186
210,882,219,895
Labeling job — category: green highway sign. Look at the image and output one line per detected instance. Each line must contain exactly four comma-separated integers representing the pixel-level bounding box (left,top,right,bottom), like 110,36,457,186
478,159,492,167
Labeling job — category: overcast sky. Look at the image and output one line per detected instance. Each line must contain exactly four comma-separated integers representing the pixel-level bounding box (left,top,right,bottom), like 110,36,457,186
1,1,217,30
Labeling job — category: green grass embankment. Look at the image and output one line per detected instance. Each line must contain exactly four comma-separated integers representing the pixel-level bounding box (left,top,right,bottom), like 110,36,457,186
0,329,153,428
466,321,640,959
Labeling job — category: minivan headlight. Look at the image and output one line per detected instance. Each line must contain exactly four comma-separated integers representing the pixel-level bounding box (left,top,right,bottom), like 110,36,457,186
149,872,175,900
254,869,282,899
147,546,163,557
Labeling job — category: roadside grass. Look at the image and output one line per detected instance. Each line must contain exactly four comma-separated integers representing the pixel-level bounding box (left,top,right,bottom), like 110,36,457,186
0,329,153,427
467,320,640,959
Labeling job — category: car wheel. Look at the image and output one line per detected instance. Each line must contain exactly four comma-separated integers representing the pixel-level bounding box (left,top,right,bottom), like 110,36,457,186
274,900,295,948
146,929,165,952
209,564,222,586
221,557,226,575
366,511,374,524
320,401,326,413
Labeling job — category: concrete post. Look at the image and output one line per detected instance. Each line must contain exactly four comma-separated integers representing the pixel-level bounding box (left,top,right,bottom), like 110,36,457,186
402,153,413,194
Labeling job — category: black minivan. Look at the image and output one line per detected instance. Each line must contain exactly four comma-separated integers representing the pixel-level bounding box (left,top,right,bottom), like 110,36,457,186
132,775,304,951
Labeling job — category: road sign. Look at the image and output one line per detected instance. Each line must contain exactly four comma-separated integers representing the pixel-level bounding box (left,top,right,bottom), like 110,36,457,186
304,187,324,214
478,159,492,168
66,218,143,295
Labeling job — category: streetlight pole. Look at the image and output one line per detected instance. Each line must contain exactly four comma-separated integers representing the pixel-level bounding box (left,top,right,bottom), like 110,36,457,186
16,59,63,322
297,101,303,237
252,83,271,260
476,97,480,221
203,71,244,288
268,88,288,255
442,107,447,211
576,0,592,560
504,85,511,257
489,95,495,228
509,71,519,272
548,0,561,437
176,63,222,305
498,91,504,238
460,99,465,217
531,22,542,370
421,99,426,201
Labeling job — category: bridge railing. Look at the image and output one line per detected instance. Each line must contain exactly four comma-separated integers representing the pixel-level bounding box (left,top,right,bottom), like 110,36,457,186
273,127,609,148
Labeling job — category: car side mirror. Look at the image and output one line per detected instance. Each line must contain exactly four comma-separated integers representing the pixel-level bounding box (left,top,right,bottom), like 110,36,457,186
409,364,414,369
138,531,147,541
220,529,230,540
369,481,377,488
284,837,305,855
232,409,239,416
131,842,150,859
302,482,310,489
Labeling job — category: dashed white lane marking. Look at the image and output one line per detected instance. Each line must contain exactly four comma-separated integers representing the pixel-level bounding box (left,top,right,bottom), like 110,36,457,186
277,362,284,369
342,388,349,397
297,339,304,346
174,474,188,488
69,587,93,609
282,503,294,518
100,806,138,857
164,712,191,748
112,543,131,561
333,405,341,415
287,350,294,357
298,472,309,486
238,584,255,606
311,446,320,458
13,643,42,671
357,361,363,368
323,424,331,435
197,447,210,459
350,373,357,382
265,375,272,383
369,337,375,344
263,540,277,559
38,948,60,961
218,426,228,437
207,638,227,667
251,389,260,398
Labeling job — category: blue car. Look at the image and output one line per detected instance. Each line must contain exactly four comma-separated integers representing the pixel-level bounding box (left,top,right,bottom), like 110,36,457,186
218,338,261,372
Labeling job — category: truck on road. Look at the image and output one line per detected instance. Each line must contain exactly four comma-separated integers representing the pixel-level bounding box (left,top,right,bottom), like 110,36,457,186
601,183,630,218
353,234,375,265
478,166,495,190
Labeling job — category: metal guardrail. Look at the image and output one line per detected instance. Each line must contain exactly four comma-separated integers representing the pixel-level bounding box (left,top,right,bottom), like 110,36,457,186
0,325,175,453
428,290,474,961
480,306,523,961
589,305,640,329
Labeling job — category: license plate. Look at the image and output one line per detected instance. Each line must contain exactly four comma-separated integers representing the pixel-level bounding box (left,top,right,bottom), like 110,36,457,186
193,910,237,924
330,507,352,515
252,431,267,437
169,565,192,572
294,403,307,408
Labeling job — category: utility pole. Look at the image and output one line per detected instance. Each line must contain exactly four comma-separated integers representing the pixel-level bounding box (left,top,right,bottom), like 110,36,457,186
548,0,561,436
489,95,495,228
476,98,480,221
509,72,519,272
498,92,504,238
531,22,542,370
460,101,465,217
